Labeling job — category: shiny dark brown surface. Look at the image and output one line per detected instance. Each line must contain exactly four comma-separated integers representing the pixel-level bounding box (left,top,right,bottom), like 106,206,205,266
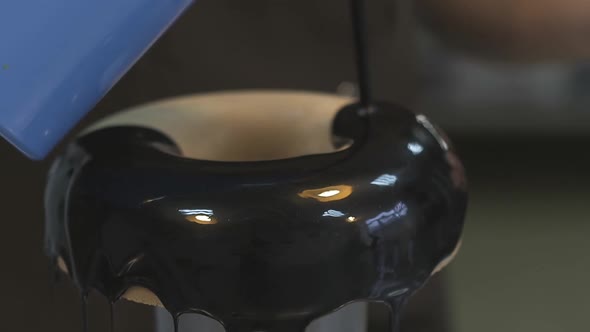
44,102,467,331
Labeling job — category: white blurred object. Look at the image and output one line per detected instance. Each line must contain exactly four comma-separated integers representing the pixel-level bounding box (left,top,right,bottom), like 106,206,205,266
336,81,359,99
155,303,368,332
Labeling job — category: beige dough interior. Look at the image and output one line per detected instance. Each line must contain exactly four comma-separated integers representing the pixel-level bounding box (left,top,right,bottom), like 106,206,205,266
64,90,459,307
85,90,352,161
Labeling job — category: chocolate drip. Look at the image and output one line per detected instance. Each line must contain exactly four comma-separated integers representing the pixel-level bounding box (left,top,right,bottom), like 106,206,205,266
386,295,410,332
110,302,115,332
81,293,89,332
173,316,179,332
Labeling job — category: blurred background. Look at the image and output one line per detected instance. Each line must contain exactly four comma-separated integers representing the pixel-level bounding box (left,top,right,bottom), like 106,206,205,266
2,0,589,331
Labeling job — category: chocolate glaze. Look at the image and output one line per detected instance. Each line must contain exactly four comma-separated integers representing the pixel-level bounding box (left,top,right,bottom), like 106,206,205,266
44,102,467,331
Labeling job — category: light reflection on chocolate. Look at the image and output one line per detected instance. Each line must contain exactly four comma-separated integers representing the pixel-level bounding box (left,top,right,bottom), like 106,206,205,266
298,185,354,202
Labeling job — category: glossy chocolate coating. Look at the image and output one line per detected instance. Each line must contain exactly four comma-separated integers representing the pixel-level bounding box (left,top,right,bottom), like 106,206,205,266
44,102,467,331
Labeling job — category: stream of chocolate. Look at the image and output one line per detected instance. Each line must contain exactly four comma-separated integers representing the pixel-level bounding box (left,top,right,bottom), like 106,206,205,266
44,102,467,331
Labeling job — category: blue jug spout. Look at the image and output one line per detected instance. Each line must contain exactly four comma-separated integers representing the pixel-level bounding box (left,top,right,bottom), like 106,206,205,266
0,0,194,159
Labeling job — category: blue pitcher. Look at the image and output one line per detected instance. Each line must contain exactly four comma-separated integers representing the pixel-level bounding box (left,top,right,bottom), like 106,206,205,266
0,0,193,159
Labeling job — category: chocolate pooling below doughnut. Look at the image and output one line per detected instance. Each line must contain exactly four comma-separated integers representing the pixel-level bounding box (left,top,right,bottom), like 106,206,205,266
44,100,467,332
